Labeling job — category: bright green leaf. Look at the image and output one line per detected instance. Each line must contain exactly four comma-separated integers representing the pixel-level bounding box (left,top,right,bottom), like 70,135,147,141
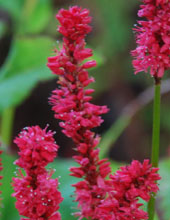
1,152,18,220
0,36,57,112
158,159,170,219
47,159,77,220
20,0,52,34
0,67,54,113
0,36,55,80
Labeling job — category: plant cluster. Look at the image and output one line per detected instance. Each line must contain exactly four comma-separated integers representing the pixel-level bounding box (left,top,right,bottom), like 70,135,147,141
1,0,169,219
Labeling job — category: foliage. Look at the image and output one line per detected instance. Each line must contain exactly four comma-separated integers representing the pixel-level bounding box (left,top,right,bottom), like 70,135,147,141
0,37,56,112
158,159,170,219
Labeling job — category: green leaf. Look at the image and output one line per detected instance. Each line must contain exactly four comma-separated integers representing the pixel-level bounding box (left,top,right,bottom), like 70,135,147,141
0,0,23,20
0,68,51,112
47,159,77,220
0,37,56,112
0,0,52,34
110,159,124,173
154,214,159,220
0,41,17,80
1,152,19,220
158,159,170,219
0,37,55,80
20,0,52,34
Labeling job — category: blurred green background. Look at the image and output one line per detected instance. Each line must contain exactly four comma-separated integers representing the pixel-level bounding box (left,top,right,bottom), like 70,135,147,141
0,0,170,219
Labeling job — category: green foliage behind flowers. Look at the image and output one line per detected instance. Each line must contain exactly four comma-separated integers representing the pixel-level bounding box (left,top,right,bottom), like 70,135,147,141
159,158,170,220
0,0,55,113
0,37,56,112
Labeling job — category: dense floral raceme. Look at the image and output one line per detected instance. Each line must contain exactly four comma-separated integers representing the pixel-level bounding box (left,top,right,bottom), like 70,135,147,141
131,0,170,78
47,6,161,220
12,126,63,220
95,160,161,220
0,146,2,204
47,6,111,219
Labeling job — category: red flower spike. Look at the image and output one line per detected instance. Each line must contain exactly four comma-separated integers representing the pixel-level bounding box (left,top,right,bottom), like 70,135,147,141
131,0,170,78
12,126,63,220
47,6,111,219
95,160,161,220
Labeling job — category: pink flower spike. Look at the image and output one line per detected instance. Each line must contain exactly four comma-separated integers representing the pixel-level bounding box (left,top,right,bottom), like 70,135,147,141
12,125,63,220
95,160,161,220
47,6,111,219
131,0,170,78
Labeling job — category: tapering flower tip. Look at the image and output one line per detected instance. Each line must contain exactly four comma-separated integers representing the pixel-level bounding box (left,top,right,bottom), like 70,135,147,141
47,6,96,76
13,174,63,220
56,6,92,41
131,0,170,78
14,125,59,171
110,160,161,202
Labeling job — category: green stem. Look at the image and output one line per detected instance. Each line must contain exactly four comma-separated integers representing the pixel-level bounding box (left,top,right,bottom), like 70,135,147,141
0,107,15,147
148,79,161,220
151,81,161,167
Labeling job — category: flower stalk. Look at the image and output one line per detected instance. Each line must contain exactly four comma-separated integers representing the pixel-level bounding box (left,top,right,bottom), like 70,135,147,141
148,77,161,220
151,78,161,168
